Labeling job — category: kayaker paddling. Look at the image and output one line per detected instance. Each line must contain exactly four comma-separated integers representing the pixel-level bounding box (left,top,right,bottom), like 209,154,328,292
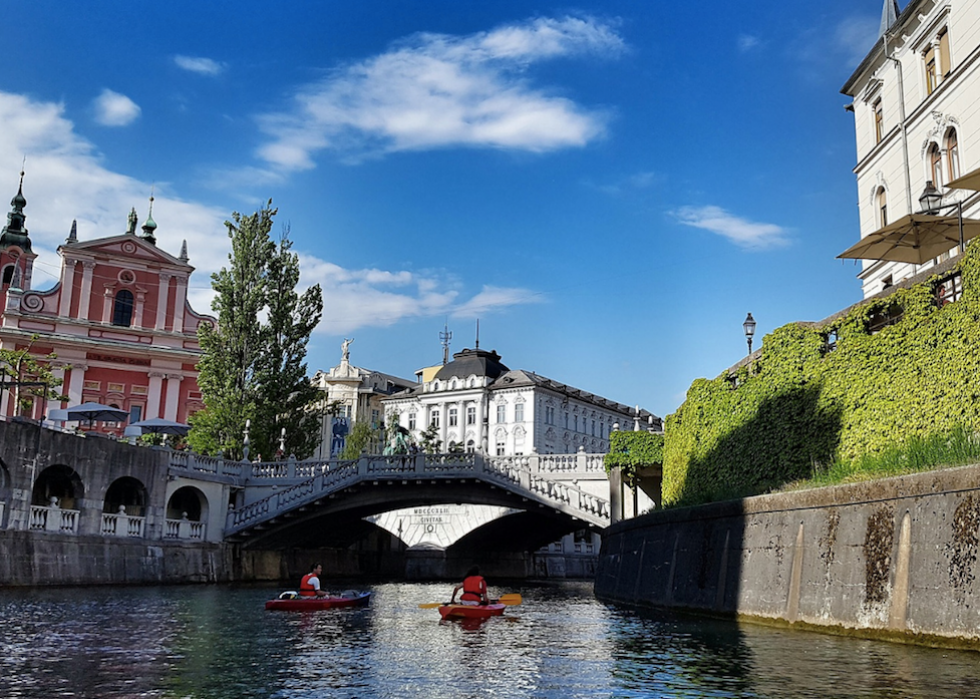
450,565,489,606
299,563,328,598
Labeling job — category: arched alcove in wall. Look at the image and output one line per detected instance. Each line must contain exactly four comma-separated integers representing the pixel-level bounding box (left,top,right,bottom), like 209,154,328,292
166,485,208,522
32,464,84,510
104,476,148,516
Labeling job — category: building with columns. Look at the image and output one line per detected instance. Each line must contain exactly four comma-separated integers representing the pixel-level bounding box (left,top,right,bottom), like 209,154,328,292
383,346,660,455
311,340,416,458
0,179,213,433
841,0,980,298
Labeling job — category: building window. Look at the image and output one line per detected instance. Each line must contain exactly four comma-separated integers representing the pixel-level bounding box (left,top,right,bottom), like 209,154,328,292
449,407,458,427
129,405,143,423
514,403,524,422
496,404,506,423
947,129,960,181
925,44,939,94
371,409,379,428
929,143,943,188
1,264,13,287
112,289,135,327
408,413,416,431
466,440,475,453
876,188,888,228
466,406,476,425
431,410,440,428
939,29,951,79
873,98,883,143
496,443,506,456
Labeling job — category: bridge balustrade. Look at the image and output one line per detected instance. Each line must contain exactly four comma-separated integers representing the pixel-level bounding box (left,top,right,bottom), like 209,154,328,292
165,517,206,540
29,505,78,534
101,512,145,537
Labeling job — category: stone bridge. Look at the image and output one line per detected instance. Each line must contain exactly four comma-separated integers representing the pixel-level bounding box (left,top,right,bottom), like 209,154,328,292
168,450,613,550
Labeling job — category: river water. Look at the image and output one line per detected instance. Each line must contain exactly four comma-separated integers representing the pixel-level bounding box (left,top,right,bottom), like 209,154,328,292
0,581,977,698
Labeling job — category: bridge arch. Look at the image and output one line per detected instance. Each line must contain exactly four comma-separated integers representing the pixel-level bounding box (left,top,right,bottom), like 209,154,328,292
166,485,208,523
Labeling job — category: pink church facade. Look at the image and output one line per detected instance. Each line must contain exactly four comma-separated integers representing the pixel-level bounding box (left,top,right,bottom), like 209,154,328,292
0,178,214,434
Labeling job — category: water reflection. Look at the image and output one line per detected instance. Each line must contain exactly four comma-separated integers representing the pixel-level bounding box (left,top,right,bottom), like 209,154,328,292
0,582,977,698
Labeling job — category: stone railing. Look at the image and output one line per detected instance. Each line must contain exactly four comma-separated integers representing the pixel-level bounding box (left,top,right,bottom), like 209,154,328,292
29,505,79,534
100,511,145,537
227,452,610,536
165,517,206,540
168,452,246,480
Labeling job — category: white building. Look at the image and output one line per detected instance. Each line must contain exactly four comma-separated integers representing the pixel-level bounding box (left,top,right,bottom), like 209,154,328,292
311,340,415,458
841,0,980,297
383,347,660,455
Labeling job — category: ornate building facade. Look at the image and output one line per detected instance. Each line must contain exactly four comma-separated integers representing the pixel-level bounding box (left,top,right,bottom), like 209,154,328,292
841,0,980,297
383,346,660,455
0,178,213,433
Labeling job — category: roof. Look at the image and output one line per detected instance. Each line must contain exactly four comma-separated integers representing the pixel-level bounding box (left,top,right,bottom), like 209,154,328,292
433,347,509,381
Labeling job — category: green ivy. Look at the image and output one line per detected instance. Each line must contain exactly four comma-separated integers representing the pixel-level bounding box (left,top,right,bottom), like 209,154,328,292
604,431,664,484
663,240,980,507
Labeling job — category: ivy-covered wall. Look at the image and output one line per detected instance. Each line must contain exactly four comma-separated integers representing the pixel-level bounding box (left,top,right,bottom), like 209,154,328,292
663,242,980,507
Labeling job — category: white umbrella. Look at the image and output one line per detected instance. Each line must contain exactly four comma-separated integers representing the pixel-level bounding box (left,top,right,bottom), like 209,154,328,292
130,417,191,436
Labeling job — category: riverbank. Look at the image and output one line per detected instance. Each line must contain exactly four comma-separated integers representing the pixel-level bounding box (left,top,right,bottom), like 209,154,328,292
594,461,980,650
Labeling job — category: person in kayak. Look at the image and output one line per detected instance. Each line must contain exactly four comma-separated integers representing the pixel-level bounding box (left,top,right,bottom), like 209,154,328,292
450,565,489,606
299,563,328,598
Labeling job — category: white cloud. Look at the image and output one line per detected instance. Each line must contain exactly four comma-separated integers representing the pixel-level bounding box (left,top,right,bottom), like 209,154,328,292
92,89,141,127
672,205,789,250
738,34,761,53
297,254,542,334
257,15,623,168
174,55,226,76
0,88,544,334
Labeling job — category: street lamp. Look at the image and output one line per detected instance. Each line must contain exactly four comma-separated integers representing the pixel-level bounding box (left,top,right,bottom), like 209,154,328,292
743,313,757,355
919,180,966,252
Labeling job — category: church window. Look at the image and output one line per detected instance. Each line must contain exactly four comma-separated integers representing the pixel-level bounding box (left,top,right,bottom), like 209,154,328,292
129,405,143,423
112,289,135,327
1,264,12,287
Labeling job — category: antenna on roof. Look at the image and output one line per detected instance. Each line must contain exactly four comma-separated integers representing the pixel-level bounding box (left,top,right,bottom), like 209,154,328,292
440,322,452,365
475,319,480,349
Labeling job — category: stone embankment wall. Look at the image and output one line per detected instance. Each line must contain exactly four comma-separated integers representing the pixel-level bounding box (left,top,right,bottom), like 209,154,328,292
595,463,980,649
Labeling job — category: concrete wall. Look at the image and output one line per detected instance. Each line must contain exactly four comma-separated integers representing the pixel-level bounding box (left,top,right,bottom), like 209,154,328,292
595,463,980,649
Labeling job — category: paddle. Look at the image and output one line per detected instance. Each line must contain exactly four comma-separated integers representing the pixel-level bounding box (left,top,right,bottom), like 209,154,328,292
418,593,522,609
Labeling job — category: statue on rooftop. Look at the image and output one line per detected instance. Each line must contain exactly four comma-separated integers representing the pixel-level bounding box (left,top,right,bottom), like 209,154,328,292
342,337,353,362
127,207,138,235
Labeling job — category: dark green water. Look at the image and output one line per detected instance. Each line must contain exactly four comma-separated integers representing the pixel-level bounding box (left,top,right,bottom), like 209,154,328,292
0,581,977,698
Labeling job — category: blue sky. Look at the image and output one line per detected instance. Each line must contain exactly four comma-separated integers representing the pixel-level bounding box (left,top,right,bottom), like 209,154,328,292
1,1,885,418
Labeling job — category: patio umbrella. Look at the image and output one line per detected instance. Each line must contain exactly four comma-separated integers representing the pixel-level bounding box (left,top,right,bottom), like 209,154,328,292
130,417,191,436
837,213,980,264
64,402,130,423
947,166,980,192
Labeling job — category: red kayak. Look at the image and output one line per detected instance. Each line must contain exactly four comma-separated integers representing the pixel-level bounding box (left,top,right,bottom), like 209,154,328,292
438,602,506,620
265,591,371,611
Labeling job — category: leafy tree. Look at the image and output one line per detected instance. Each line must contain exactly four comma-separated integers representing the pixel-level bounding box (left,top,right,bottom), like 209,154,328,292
253,228,323,459
419,422,442,454
0,335,68,416
189,202,323,460
340,420,380,459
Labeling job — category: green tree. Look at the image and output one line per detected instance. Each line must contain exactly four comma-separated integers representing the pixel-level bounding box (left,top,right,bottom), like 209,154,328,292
190,204,325,459
340,420,380,459
253,228,323,459
419,422,442,454
0,335,68,416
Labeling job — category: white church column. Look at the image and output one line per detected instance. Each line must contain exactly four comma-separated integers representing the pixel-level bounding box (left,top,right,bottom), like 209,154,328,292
45,363,67,417
58,259,77,317
147,371,165,419
77,261,95,320
65,364,88,406
101,287,114,324
172,277,187,333
155,273,172,330
133,290,146,328
163,374,183,421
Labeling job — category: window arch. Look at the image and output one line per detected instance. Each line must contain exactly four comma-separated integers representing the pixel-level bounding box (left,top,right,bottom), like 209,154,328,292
876,187,888,228
946,129,960,181
112,289,134,327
